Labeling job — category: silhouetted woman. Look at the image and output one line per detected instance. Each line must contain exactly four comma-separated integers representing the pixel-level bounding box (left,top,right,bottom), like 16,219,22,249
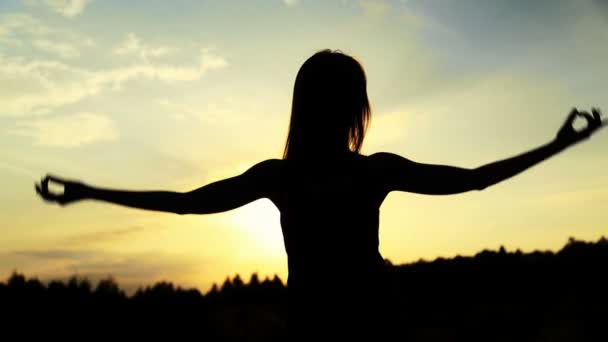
36,49,604,338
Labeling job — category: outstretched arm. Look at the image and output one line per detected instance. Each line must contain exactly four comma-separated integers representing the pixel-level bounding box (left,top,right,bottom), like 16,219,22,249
374,108,605,195
35,159,280,215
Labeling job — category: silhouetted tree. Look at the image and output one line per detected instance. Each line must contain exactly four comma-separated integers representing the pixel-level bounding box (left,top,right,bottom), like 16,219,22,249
1,237,606,341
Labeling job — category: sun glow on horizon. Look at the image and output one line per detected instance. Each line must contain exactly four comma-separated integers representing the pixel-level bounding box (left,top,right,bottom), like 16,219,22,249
230,199,285,258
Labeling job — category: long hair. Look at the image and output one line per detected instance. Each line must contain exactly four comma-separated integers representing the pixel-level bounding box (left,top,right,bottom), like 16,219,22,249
283,50,371,159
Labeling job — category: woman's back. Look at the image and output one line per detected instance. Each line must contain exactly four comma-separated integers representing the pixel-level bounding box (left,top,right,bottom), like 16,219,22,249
265,152,395,336
270,152,385,278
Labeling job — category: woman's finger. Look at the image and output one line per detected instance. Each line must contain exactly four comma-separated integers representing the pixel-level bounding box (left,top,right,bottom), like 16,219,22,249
592,108,602,124
577,111,594,124
35,183,49,198
578,111,602,135
35,183,58,202
41,177,49,192
46,174,67,185
564,108,579,127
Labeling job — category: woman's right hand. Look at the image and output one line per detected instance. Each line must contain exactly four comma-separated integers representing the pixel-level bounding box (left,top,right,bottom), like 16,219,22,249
556,107,605,147
35,175,89,206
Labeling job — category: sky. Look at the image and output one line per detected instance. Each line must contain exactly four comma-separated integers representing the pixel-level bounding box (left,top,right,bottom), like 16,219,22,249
1,0,607,293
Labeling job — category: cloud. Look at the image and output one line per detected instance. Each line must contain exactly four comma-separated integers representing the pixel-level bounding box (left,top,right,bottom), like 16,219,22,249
63,254,184,280
0,48,227,116
32,39,80,58
0,13,52,39
199,48,228,71
0,13,94,54
48,0,89,17
13,249,95,260
63,225,149,246
113,32,173,61
24,0,90,17
9,112,119,147
0,15,223,117
91,48,227,86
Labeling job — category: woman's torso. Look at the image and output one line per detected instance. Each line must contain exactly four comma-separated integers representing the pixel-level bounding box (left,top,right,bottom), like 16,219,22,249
265,152,394,334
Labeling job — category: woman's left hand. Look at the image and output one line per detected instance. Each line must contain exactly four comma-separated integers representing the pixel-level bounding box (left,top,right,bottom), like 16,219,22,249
556,107,605,147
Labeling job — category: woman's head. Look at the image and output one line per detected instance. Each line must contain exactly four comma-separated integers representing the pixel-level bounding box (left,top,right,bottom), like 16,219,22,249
283,49,371,159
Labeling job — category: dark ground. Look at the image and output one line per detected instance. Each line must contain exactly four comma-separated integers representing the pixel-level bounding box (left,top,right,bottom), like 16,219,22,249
1,236,606,341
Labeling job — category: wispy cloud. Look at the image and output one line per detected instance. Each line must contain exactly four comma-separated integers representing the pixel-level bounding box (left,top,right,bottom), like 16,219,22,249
0,15,224,117
9,112,119,147
0,13,52,38
47,0,89,17
113,32,173,61
0,13,94,54
0,48,227,116
32,39,80,58
92,48,227,85
13,249,95,260
63,225,148,246
22,0,90,18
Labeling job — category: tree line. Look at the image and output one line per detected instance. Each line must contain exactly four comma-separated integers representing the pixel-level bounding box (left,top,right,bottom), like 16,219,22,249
1,236,606,341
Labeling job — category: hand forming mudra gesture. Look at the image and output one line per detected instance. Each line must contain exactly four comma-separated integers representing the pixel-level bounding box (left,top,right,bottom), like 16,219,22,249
35,175,87,206
556,107,605,146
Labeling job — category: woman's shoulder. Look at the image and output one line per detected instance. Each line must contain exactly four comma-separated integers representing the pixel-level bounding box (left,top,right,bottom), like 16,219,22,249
365,151,400,161
360,151,403,166
255,158,284,167
365,151,415,166
263,152,408,171
360,152,417,178
248,158,284,176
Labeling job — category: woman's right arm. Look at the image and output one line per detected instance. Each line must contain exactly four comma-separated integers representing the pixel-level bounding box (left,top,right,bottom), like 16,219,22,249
372,108,604,195
35,159,280,214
